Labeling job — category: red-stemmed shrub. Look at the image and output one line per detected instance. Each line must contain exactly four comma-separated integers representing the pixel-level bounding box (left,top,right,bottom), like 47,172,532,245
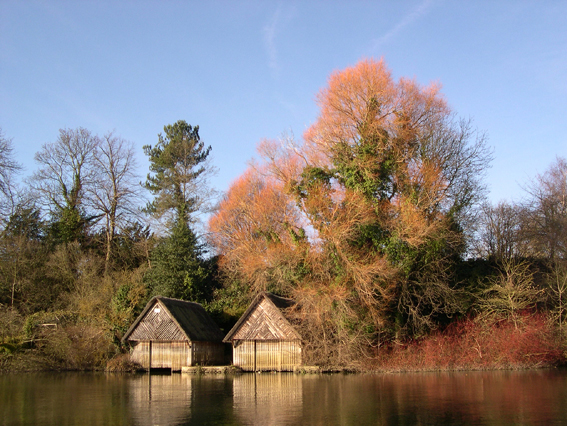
370,312,564,372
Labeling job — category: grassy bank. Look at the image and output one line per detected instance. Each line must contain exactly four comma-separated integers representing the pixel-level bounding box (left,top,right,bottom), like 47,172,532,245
0,321,118,373
2,312,565,374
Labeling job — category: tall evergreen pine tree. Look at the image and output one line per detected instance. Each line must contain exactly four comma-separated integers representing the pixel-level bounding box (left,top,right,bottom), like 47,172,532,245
143,121,213,302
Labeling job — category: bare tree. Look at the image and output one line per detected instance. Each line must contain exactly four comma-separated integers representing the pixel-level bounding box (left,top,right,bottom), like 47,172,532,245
521,157,567,263
30,128,100,242
547,265,567,339
473,201,525,262
476,259,543,328
0,128,22,219
89,132,142,274
421,117,493,234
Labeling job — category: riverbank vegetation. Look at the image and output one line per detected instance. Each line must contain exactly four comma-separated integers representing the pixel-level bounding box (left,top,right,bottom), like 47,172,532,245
1,59,567,372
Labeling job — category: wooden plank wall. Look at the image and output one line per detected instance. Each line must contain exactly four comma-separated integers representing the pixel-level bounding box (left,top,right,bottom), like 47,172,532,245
233,340,301,371
192,342,225,366
131,341,226,370
131,341,149,367
131,341,191,371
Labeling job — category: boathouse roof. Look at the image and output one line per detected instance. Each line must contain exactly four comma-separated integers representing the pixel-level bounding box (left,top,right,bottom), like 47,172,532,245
122,296,225,343
223,292,300,343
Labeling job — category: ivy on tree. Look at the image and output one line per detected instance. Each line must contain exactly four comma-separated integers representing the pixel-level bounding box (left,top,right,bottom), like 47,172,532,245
31,127,100,245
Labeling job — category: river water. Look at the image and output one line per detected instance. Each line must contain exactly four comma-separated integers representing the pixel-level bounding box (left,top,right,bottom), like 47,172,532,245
1,369,566,425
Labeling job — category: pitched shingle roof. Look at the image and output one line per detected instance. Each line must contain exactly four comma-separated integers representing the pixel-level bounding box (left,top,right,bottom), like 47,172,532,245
223,292,300,342
122,296,225,343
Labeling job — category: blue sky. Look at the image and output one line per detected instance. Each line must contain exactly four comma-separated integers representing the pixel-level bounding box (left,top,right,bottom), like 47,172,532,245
1,0,566,206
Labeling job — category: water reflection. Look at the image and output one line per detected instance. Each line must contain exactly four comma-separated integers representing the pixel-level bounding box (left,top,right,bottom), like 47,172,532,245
0,372,131,425
233,373,303,424
1,369,567,425
128,374,192,425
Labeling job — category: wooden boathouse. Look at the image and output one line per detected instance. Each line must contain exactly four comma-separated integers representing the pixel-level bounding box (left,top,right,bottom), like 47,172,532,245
223,292,301,372
122,296,225,371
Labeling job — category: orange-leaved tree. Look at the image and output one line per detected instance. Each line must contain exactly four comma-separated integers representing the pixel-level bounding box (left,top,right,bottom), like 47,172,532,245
209,59,491,366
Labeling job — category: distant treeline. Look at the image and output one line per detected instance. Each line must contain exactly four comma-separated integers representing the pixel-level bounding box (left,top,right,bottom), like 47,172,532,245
1,59,566,371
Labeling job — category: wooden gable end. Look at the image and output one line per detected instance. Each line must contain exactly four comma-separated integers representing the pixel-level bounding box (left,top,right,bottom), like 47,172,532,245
127,301,187,341
232,297,299,341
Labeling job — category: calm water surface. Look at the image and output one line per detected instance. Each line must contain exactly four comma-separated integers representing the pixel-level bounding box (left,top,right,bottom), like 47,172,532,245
1,369,567,425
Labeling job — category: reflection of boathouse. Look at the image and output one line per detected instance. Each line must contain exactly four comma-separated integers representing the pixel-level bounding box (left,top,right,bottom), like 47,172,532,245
122,296,225,371
232,373,304,424
128,374,193,425
224,292,301,371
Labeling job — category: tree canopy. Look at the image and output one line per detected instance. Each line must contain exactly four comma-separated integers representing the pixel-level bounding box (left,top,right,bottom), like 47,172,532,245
143,120,212,223
30,127,100,243
4,60,567,372
143,120,215,302
209,59,492,362
0,128,22,218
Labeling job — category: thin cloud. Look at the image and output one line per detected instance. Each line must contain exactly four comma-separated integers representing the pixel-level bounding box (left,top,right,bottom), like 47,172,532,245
372,0,434,50
263,5,283,75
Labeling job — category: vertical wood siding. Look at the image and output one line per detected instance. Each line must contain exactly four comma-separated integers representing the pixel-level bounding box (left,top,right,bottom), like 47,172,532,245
131,341,190,370
131,341,225,370
233,340,301,371
192,341,225,366
233,341,255,371
131,341,150,367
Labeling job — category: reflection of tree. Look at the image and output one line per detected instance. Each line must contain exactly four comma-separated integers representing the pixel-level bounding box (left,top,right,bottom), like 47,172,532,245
2,372,567,424
233,374,303,425
0,373,132,425
299,371,567,425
